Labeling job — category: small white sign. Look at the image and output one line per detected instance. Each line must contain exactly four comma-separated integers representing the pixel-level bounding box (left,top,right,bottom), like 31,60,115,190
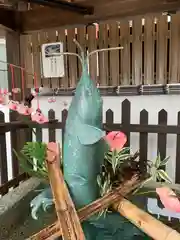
41,42,65,78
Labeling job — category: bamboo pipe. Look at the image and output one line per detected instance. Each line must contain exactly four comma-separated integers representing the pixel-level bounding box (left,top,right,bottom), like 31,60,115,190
30,175,141,240
46,142,85,240
32,190,180,240
113,199,180,240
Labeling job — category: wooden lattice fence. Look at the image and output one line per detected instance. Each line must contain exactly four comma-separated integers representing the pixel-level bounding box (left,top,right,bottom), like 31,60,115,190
19,12,180,89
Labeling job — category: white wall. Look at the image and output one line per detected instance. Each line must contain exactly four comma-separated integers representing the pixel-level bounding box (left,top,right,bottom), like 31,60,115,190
32,94,180,182
31,94,180,220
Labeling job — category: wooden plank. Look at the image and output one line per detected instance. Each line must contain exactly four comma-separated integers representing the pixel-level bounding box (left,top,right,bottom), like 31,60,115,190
120,20,130,85
87,25,97,83
0,8,18,31
106,109,114,134
10,111,20,179
47,29,59,88
139,109,148,209
31,32,41,88
61,109,68,146
57,28,68,88
156,15,168,84
144,16,155,84
169,13,180,83
132,17,142,85
67,28,78,87
76,26,86,79
20,34,34,88
0,173,29,196
139,110,148,173
39,31,50,87
48,110,56,142
98,23,109,86
157,109,167,172
121,99,130,147
175,111,180,184
0,111,8,188
6,30,21,99
21,2,180,32
109,22,120,86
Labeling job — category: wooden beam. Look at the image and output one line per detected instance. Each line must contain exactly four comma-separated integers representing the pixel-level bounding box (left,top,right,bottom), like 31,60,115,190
20,0,180,32
0,8,20,31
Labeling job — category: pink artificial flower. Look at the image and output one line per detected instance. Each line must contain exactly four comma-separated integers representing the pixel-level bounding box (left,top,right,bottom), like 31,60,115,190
31,110,48,124
48,97,56,103
0,89,11,96
0,95,6,105
3,89,8,95
8,100,19,111
17,104,33,115
104,131,127,151
12,88,21,94
156,187,180,212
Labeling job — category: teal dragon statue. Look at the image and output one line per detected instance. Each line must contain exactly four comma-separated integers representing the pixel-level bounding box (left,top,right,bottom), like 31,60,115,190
30,42,150,239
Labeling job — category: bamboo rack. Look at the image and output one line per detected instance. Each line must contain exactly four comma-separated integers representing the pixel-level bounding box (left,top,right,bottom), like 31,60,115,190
45,142,85,240
30,175,141,240
30,142,180,240
113,199,180,240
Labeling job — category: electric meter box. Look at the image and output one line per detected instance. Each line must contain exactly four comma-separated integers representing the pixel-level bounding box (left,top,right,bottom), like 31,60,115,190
41,42,65,78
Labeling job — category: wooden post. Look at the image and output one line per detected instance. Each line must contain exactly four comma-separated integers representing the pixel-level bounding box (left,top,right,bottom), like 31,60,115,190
46,142,85,240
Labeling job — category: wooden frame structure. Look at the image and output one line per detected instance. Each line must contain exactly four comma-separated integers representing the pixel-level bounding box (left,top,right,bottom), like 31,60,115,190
1,1,180,32
1,1,180,91
2,2,180,238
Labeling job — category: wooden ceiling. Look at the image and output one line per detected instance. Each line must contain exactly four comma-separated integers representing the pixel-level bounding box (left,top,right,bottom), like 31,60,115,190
1,0,180,33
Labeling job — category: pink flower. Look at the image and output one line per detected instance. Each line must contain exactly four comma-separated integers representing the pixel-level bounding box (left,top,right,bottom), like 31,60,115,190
104,131,127,151
31,110,48,124
3,89,8,95
156,187,180,212
0,96,6,105
17,104,33,115
8,100,20,111
12,88,21,94
48,97,56,103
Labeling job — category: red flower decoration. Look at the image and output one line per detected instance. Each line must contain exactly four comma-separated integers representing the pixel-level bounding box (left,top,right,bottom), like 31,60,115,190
17,104,33,115
48,97,56,103
156,187,180,212
12,88,21,94
31,110,48,124
104,131,127,151
0,95,7,105
8,100,19,111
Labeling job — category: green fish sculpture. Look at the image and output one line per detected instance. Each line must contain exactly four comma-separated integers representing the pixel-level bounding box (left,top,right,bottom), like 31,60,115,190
30,52,150,239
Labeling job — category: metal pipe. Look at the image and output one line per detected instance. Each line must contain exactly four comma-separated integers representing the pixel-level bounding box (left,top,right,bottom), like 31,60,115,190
27,0,94,15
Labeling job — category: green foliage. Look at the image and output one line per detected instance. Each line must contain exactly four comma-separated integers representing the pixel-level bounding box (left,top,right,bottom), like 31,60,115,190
97,148,140,197
149,152,172,183
97,148,172,216
14,142,48,180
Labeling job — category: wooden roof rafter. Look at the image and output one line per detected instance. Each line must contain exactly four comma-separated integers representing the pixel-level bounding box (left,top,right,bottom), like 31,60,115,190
19,0,180,32
1,0,180,32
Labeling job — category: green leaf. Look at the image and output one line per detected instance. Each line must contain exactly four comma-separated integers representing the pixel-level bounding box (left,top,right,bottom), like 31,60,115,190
157,169,172,183
159,156,170,167
13,142,48,180
111,150,120,174
154,152,161,168
97,175,102,187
